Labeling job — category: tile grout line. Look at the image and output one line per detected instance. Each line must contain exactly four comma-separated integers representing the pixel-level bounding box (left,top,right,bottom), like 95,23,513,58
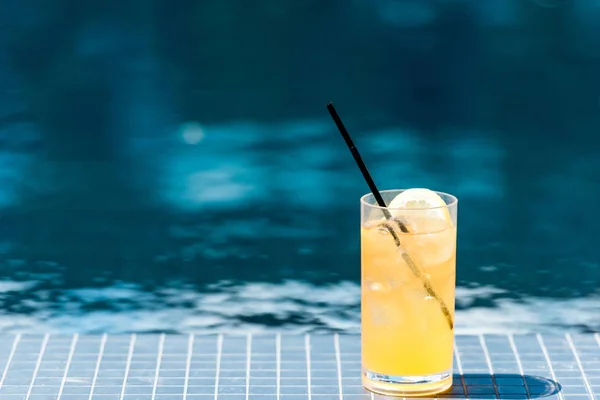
0,367,360,373
0,383,406,388
594,332,600,395
453,340,469,400
213,334,223,400
151,333,166,400
119,334,136,400
25,334,49,400
88,333,107,400
276,333,281,400
565,333,595,399
246,333,252,400
57,333,79,400
183,333,194,400
0,383,381,388
478,334,500,399
508,334,532,399
334,333,343,400
536,334,565,400
305,334,312,400
0,334,21,389
594,333,600,356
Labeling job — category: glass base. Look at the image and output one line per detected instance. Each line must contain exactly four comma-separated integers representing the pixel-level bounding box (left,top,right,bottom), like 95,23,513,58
362,369,452,397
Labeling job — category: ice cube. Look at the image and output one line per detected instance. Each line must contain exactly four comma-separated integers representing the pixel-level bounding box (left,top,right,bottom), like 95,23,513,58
398,228,456,266
364,279,391,292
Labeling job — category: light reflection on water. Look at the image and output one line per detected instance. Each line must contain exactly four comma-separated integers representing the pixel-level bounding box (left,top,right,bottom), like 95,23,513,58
161,120,505,211
0,119,599,333
1,116,600,332
0,280,598,334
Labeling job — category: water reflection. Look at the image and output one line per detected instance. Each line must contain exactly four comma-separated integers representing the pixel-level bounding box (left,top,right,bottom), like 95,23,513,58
1,279,599,334
1,0,600,333
1,104,600,332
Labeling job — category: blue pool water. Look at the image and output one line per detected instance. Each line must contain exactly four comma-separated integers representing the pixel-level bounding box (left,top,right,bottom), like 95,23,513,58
0,0,599,334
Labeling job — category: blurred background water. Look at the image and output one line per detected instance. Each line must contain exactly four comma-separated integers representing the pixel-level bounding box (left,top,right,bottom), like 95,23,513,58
0,0,599,334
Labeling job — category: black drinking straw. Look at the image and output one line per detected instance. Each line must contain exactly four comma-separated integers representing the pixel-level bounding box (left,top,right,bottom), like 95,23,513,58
326,103,393,220
326,102,453,330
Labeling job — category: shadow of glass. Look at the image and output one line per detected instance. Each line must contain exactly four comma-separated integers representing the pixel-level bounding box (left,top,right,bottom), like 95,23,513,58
439,373,562,399
369,373,561,399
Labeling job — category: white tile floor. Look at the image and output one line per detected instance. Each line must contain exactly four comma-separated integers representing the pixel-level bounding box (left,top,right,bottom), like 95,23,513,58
0,333,592,400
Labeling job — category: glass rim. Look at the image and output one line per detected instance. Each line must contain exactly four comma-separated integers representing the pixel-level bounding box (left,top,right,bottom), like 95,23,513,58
360,189,458,211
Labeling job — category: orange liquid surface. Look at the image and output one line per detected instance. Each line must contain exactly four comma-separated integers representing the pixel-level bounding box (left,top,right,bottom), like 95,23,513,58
361,223,456,376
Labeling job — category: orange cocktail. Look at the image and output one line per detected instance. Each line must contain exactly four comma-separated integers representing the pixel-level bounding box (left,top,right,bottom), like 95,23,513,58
361,188,457,397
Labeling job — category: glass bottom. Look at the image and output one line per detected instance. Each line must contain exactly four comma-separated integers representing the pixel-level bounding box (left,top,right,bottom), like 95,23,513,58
362,369,452,397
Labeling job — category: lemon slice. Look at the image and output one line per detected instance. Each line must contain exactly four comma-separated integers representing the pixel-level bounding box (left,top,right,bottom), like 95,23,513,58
387,188,452,233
